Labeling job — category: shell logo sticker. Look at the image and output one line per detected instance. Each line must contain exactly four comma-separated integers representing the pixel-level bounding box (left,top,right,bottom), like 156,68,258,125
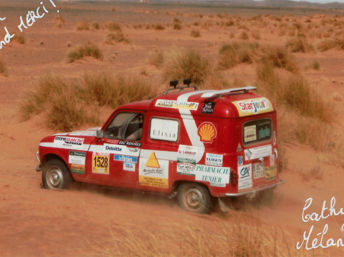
145,152,160,168
198,122,217,143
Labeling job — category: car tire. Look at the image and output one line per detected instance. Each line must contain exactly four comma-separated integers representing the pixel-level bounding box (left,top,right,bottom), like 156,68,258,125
177,183,212,214
42,159,72,190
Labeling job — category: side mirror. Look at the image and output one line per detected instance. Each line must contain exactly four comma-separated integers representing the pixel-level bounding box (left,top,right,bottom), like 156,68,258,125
96,129,104,139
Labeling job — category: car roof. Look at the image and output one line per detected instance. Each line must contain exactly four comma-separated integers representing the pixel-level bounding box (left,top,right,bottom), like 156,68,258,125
118,87,274,118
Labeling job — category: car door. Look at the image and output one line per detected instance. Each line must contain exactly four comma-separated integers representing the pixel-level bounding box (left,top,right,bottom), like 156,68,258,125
86,111,144,187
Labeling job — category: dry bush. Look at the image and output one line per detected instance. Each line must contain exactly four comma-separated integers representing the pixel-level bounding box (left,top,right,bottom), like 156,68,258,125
305,60,320,70
261,46,298,73
148,50,164,68
256,63,330,122
13,33,25,44
317,38,343,51
0,59,7,76
218,42,260,70
190,29,201,38
239,31,249,40
55,15,65,28
163,48,210,85
67,43,103,63
106,32,129,44
154,24,165,30
285,37,314,53
76,21,89,31
251,30,261,40
173,23,182,30
106,22,122,32
92,22,100,30
79,73,156,108
21,73,156,131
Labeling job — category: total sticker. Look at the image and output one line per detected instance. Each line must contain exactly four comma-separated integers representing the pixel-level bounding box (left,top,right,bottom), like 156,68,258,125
92,153,109,175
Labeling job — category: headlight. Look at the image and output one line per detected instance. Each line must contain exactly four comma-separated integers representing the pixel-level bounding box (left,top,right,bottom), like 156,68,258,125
36,150,40,163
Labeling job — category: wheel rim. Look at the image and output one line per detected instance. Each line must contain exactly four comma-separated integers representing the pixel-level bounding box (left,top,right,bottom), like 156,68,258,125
46,166,64,188
183,188,204,210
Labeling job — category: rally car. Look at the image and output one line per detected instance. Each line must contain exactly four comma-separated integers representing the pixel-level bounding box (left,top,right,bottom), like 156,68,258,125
36,81,283,213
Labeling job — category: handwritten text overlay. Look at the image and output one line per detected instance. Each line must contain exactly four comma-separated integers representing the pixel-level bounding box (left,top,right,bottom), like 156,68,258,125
296,196,344,251
0,0,60,51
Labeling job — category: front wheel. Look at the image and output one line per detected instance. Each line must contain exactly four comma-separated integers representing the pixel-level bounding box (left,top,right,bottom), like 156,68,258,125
42,159,72,189
177,183,212,214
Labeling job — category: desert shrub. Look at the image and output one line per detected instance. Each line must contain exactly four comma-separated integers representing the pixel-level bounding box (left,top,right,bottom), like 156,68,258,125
218,42,260,70
286,37,314,53
106,32,129,44
256,63,330,122
174,23,182,30
67,43,103,63
14,33,25,44
106,22,122,32
239,31,249,40
163,48,210,85
55,15,65,28
0,59,7,76
92,22,100,30
21,73,156,131
190,29,201,38
317,38,344,51
76,21,89,31
154,24,165,30
261,46,298,72
148,50,164,68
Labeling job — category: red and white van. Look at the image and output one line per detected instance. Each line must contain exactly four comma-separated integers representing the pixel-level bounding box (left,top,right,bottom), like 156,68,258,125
36,84,283,213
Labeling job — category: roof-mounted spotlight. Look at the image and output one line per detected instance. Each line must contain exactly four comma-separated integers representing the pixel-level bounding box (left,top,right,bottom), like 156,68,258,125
170,80,179,89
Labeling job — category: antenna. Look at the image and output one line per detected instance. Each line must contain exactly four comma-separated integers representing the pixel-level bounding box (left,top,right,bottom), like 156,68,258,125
170,80,179,89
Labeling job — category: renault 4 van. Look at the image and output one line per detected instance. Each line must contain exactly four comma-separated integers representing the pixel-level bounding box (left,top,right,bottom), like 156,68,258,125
36,82,283,213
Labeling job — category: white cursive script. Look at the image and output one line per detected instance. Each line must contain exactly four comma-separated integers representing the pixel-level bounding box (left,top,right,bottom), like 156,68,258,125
296,196,344,251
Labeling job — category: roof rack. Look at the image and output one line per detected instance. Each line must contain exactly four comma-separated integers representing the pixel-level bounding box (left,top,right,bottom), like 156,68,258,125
200,86,256,98
162,79,198,95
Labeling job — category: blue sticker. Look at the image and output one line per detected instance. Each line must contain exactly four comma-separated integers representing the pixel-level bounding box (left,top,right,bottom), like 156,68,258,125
114,155,137,163
238,156,243,166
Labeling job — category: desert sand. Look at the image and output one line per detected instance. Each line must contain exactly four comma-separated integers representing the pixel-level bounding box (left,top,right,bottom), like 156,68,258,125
0,1,343,256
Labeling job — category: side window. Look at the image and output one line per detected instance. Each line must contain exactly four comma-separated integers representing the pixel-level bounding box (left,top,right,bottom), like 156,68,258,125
150,118,179,142
104,112,144,141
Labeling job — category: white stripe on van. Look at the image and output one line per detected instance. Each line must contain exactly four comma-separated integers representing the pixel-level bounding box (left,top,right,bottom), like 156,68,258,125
177,90,208,162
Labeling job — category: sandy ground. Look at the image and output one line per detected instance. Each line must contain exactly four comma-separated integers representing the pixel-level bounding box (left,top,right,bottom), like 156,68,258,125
0,1,344,257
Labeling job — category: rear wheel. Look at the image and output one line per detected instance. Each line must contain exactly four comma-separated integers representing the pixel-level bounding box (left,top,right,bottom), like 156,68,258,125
177,183,212,214
42,159,72,189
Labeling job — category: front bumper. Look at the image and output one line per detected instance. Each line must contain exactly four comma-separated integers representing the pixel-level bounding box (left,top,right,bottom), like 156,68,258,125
225,179,285,197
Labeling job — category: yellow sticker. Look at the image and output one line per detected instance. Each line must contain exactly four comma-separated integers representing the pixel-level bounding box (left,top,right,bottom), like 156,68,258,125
139,176,168,188
92,153,109,175
146,152,160,168
232,97,274,117
265,167,277,180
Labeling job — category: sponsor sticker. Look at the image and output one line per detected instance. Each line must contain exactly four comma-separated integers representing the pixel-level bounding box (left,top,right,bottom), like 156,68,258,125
69,151,86,165
139,152,169,188
265,167,277,180
123,162,136,172
54,136,84,147
244,125,257,143
244,145,272,161
114,154,137,163
118,140,142,147
155,99,199,111
238,164,253,190
201,102,216,114
205,153,223,167
92,153,109,175
233,97,273,117
177,145,198,158
150,118,179,142
177,158,196,175
198,122,217,143
103,144,124,153
71,164,85,175
238,155,243,166
195,165,230,187
253,162,265,179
